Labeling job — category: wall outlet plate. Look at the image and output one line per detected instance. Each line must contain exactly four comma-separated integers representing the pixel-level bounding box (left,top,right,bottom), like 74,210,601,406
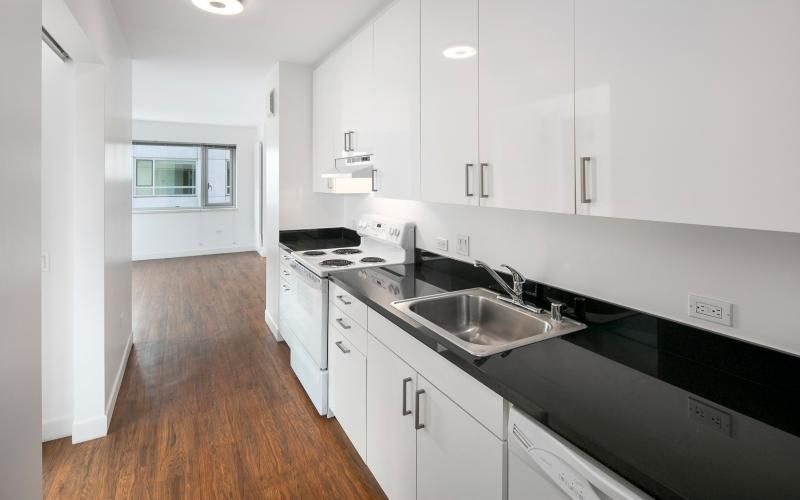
456,235,470,256
436,237,449,251
688,397,732,436
688,294,732,326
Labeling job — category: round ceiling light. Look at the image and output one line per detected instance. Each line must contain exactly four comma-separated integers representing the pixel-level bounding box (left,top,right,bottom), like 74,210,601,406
192,0,244,15
442,45,477,60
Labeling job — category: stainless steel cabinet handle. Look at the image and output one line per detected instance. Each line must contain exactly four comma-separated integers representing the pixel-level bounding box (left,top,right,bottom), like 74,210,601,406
344,132,349,152
464,163,474,197
336,295,352,305
414,389,425,430
480,163,489,198
402,377,412,416
335,317,351,330
371,169,378,192
580,157,592,203
335,341,350,354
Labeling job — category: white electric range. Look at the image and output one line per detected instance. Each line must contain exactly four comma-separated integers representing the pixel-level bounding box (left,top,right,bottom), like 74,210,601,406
282,215,415,416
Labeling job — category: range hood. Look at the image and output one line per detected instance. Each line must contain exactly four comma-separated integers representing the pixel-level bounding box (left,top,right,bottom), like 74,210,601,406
320,154,376,194
321,154,375,179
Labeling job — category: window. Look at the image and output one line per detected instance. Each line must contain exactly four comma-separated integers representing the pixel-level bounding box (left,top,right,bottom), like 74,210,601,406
132,142,236,210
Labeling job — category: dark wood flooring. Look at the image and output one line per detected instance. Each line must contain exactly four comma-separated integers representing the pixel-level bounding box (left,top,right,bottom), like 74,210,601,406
43,252,385,499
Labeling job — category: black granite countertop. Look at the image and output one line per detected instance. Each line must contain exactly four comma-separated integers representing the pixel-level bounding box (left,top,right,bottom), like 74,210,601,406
329,251,800,499
279,227,360,252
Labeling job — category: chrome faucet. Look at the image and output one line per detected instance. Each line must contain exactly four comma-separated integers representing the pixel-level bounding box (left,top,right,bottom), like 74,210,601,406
474,260,543,313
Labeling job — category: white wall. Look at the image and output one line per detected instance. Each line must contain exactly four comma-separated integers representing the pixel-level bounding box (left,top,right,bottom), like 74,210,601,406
51,0,134,443
344,196,800,356
0,0,42,497
262,62,345,336
132,120,259,260
41,42,76,441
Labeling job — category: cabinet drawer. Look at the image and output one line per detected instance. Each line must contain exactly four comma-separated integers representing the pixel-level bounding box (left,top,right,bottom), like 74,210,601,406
330,282,368,329
368,308,506,440
330,304,368,356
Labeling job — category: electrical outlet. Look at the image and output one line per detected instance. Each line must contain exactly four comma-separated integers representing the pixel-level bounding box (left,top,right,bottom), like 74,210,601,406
41,253,50,272
456,235,470,256
688,294,732,326
688,397,732,436
436,238,449,251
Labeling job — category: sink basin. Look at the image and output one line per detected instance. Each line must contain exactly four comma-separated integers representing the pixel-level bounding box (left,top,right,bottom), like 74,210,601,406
391,288,586,357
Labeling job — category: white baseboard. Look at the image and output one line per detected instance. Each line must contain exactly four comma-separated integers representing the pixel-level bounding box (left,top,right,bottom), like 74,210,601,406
72,415,107,444
106,329,133,429
133,245,257,261
42,416,72,442
265,308,282,341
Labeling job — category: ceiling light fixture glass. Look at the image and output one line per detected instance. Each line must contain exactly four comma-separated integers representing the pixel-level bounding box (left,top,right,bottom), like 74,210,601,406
442,45,477,60
192,0,244,15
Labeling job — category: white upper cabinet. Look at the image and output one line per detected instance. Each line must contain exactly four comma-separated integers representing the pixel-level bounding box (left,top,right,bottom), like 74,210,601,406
372,0,421,199
420,0,480,206
478,0,575,213
312,48,346,193
575,0,800,232
342,26,375,154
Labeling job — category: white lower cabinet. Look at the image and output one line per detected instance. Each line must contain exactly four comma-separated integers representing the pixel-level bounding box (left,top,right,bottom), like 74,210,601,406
366,334,418,500
329,327,367,460
365,309,506,500
416,375,506,500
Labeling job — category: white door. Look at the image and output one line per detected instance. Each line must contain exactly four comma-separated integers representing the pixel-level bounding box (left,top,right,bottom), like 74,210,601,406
479,0,575,213
420,0,479,205
416,375,505,500
329,328,367,460
312,49,345,193
366,335,417,500
574,0,800,233
342,26,375,154
372,0,420,199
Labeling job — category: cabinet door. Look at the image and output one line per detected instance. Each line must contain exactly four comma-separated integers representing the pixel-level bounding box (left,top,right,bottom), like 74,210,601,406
416,375,505,500
575,0,800,232
312,51,344,193
420,0,479,206
366,335,417,500
373,0,420,199
479,0,574,213
329,328,367,460
343,26,375,153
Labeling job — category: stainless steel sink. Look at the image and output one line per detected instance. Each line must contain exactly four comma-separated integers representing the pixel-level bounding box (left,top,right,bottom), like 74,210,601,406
391,288,587,357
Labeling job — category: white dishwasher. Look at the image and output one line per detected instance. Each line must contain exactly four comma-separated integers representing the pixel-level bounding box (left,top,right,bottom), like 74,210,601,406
508,407,650,500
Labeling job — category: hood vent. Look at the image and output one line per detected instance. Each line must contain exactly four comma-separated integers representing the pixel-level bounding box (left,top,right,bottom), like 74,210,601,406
321,154,375,179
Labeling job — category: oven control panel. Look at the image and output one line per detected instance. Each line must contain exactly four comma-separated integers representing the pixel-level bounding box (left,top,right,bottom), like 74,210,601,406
356,215,414,246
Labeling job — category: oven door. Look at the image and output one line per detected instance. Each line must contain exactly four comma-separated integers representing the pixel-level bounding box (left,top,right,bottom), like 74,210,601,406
288,259,329,370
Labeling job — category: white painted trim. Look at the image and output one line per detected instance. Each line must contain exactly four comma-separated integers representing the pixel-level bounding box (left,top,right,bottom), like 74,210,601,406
265,309,282,341
71,415,106,444
133,245,257,261
131,206,240,215
105,329,133,429
257,246,267,257
42,416,72,442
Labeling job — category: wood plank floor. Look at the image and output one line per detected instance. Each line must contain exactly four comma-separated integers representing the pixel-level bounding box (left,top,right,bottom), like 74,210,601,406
43,252,385,499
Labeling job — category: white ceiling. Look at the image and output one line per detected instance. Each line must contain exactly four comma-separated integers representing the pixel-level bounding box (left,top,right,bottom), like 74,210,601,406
112,0,389,126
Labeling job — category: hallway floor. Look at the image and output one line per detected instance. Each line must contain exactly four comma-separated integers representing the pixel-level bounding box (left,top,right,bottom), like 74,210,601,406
43,252,384,499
